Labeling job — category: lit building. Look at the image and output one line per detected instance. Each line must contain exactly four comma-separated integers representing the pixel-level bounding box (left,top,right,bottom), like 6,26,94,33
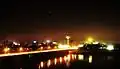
65,35,70,45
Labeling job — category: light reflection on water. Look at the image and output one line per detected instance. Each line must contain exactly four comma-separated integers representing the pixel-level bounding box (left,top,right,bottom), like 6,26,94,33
89,56,92,63
78,54,84,60
38,54,93,69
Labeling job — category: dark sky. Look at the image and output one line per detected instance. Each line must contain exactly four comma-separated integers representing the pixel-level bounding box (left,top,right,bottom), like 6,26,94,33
0,1,120,41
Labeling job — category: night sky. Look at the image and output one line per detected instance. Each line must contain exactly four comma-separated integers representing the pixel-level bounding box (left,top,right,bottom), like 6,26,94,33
0,1,120,41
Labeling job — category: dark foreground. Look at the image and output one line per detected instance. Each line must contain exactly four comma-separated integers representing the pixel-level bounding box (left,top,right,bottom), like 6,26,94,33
0,51,120,69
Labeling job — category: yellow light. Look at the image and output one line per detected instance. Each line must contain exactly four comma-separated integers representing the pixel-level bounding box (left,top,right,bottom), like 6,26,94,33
102,42,107,45
7,48,10,51
67,54,71,61
47,59,51,67
107,44,114,50
53,42,57,44
74,54,77,59
89,56,92,63
4,48,10,52
40,62,44,68
60,57,62,63
93,41,99,44
78,54,84,60
48,46,51,49
54,46,57,49
54,58,57,65
78,44,84,47
87,37,94,42
58,44,69,49
64,56,67,62
46,40,51,43
19,47,23,51
72,54,74,59
66,36,70,39
40,47,43,50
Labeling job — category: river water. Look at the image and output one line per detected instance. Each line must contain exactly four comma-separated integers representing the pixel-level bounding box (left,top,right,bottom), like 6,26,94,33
0,51,120,69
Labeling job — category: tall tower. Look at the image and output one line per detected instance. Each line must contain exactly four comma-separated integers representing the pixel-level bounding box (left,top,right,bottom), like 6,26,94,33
65,35,70,45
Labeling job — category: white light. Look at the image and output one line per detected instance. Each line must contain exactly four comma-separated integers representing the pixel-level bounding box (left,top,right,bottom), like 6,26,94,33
66,36,70,39
54,58,57,65
13,42,18,45
18,44,20,46
58,44,69,49
4,48,10,52
40,47,43,50
93,41,99,44
47,46,51,49
40,62,44,68
19,47,23,51
47,59,51,67
33,41,37,43
78,44,84,47
78,54,84,60
107,44,114,50
89,56,92,63
53,42,57,44
60,57,62,63
46,40,51,43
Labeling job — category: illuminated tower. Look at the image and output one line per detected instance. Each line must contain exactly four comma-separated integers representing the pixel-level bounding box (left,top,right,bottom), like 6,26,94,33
66,35,70,45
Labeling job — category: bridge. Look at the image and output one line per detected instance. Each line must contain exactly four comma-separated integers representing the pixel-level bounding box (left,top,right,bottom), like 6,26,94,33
0,47,77,57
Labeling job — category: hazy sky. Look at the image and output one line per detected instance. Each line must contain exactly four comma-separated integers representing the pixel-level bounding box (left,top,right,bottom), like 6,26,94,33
0,1,120,41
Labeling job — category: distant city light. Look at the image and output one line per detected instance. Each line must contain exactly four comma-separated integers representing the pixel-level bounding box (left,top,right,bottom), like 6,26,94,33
53,42,57,44
47,59,51,67
59,57,62,63
78,54,84,60
33,41,37,43
107,44,114,51
66,36,70,39
78,44,84,47
40,62,44,68
87,37,94,43
4,48,10,53
93,41,99,44
47,46,51,49
13,42,19,45
19,47,23,51
46,40,51,43
54,58,57,65
89,56,92,63
40,47,43,50
58,44,70,49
